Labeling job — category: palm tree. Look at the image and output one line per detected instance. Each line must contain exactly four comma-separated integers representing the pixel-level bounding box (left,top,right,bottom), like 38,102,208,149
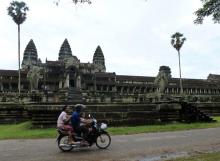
171,32,186,94
54,0,92,5
7,1,29,95
72,0,92,4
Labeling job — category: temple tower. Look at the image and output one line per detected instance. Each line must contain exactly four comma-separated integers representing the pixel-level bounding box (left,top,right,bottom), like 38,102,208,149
93,45,106,72
58,39,73,60
22,39,38,69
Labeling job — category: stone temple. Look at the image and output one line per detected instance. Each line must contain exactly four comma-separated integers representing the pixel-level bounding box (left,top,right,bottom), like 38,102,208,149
0,38,220,104
0,39,220,127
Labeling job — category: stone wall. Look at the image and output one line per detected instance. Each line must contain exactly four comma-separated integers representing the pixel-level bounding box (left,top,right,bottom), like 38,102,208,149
0,102,219,128
193,102,220,116
27,104,162,128
0,103,181,128
0,103,29,124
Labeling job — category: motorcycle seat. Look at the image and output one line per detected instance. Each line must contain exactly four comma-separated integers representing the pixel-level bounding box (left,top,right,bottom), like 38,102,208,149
57,128,69,135
57,128,78,136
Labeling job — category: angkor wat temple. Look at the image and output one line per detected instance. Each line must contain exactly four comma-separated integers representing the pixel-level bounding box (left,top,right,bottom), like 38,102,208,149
1,38,220,104
0,39,220,127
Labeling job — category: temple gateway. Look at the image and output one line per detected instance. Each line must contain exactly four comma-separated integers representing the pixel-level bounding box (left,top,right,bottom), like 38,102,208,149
1,39,220,103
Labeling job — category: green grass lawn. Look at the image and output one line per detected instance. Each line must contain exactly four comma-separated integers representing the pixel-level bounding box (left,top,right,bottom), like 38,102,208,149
0,117,219,140
0,122,56,139
166,152,220,161
107,117,220,135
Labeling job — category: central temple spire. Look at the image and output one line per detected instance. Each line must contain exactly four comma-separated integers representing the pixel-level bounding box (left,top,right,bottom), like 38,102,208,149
22,39,38,69
58,39,73,60
93,45,106,72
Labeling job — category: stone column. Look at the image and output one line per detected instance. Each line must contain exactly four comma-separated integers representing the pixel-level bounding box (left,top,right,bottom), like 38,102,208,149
94,74,96,92
112,86,117,92
126,87,129,93
133,87,136,94
9,83,12,91
76,75,81,89
65,74,69,88
59,81,62,89
0,82,3,91
121,87,123,94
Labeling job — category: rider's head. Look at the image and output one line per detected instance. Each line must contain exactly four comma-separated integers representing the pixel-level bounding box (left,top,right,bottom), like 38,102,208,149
62,105,68,112
75,104,86,113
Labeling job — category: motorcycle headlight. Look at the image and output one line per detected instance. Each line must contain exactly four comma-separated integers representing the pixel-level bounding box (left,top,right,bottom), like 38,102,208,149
100,123,107,130
94,119,97,123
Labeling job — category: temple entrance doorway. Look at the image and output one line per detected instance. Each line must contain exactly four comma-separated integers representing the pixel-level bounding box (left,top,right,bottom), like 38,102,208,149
70,80,75,88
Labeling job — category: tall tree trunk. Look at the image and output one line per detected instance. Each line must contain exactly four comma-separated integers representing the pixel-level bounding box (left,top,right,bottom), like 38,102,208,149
178,50,183,94
18,24,21,95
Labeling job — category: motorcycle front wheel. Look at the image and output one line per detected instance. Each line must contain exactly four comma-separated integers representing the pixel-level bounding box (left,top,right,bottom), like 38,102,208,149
96,132,111,149
57,135,74,152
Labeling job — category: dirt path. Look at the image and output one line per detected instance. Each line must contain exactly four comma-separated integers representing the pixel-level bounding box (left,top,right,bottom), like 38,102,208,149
0,128,220,161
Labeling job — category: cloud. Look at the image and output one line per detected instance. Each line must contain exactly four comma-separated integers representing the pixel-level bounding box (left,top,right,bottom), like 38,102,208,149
0,0,219,79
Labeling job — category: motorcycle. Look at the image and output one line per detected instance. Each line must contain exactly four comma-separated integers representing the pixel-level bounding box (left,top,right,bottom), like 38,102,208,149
56,114,111,152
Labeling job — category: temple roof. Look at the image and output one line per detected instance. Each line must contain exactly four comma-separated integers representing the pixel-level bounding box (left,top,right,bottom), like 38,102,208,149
0,70,18,76
46,60,64,66
93,46,104,57
22,39,38,63
95,72,116,78
94,45,103,54
116,75,155,82
207,74,220,81
58,39,73,60
93,46,105,62
167,77,218,89
0,70,27,76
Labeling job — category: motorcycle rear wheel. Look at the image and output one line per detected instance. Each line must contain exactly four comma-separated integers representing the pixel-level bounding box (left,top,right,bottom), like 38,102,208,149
58,135,74,152
96,133,111,149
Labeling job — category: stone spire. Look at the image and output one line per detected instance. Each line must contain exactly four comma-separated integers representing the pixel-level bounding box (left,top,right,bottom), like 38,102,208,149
58,39,73,60
93,45,106,72
22,39,38,69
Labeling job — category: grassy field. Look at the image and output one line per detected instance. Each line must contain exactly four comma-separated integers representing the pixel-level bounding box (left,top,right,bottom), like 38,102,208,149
0,122,56,139
166,152,220,161
0,117,219,139
107,117,220,135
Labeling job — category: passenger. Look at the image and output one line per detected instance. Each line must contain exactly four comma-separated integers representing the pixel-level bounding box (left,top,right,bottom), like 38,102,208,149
57,105,75,144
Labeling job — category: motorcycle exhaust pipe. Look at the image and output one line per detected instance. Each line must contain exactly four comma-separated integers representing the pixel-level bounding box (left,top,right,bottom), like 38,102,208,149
59,144,77,148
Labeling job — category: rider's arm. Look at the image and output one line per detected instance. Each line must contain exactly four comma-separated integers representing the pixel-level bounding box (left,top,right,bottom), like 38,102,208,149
63,114,71,124
80,117,92,124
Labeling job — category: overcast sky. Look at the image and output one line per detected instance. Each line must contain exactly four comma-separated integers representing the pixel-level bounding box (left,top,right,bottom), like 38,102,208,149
0,0,219,79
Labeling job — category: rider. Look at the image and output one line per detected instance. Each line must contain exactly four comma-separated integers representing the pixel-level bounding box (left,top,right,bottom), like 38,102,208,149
57,105,75,144
71,104,92,139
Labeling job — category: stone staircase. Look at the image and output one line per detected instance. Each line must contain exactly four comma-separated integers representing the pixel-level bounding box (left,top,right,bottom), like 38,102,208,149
180,102,216,123
58,87,83,103
67,87,83,103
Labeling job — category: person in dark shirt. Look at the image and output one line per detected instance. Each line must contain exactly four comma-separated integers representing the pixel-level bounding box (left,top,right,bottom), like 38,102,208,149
71,104,92,138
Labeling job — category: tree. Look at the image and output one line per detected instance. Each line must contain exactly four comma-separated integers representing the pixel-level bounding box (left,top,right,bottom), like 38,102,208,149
72,0,91,4
54,0,91,6
194,0,220,24
8,1,29,95
171,32,186,94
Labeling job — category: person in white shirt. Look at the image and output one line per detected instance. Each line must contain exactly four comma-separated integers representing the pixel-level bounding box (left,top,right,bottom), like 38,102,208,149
57,105,75,144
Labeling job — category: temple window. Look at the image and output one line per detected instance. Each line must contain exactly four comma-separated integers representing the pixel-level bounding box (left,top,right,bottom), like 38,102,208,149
97,85,101,91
